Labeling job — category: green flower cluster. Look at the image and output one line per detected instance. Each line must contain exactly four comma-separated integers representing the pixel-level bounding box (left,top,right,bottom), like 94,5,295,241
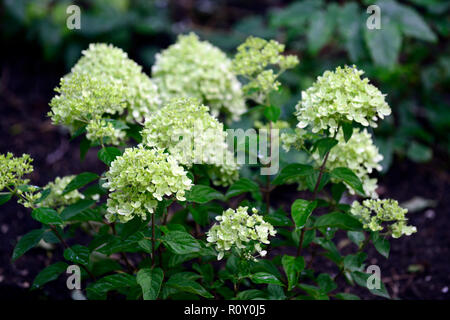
141,98,239,186
232,36,298,102
0,153,34,191
152,33,246,121
39,176,85,210
86,119,126,146
206,206,276,260
103,147,192,223
49,43,160,143
295,65,391,133
350,199,417,238
315,128,383,198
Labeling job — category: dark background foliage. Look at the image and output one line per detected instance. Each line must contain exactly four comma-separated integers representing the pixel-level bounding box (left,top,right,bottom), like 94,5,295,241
0,0,449,299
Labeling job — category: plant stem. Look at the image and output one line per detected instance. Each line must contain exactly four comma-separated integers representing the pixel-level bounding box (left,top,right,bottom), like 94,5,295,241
50,224,96,281
297,125,340,257
151,210,156,266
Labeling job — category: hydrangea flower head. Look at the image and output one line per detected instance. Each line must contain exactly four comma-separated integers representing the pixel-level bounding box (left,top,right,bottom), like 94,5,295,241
141,97,239,186
49,43,160,142
206,206,276,260
152,33,246,121
0,153,34,191
103,146,192,223
350,199,417,238
39,176,85,210
233,36,298,102
295,65,391,133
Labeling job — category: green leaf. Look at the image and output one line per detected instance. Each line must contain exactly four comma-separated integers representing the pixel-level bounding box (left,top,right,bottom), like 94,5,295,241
282,255,305,291
12,229,45,261
226,178,260,199
166,273,213,298
79,137,91,161
316,273,337,293
364,20,402,69
87,273,137,300
315,138,338,159
347,231,365,247
378,0,437,42
97,147,122,166
31,262,68,290
371,232,390,258
189,205,209,226
315,212,362,231
335,292,360,300
161,231,201,255
330,167,365,196
185,185,224,204
352,271,390,299
62,172,99,195
60,199,95,221
307,10,334,54
0,192,12,206
64,245,90,265
406,141,432,163
250,272,284,286
35,188,51,204
31,207,63,225
136,268,164,300
263,105,281,122
272,164,315,185
341,122,353,142
291,199,317,230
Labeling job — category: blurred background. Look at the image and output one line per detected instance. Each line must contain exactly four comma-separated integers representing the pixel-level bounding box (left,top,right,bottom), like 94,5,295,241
0,0,449,299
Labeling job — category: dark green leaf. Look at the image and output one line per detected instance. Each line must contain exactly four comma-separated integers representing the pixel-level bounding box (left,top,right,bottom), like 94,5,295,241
263,105,281,122
335,292,360,300
226,178,260,199
166,274,213,298
31,207,63,225
282,255,305,291
31,262,68,290
98,147,122,166
272,164,315,185
341,122,353,142
12,229,45,261
364,20,401,69
136,268,164,300
0,192,12,206
371,232,390,258
315,138,338,159
352,271,390,299
315,212,362,231
186,185,224,204
60,200,95,221
291,199,317,230
250,272,284,286
161,231,201,255
87,273,137,300
64,245,90,265
62,172,99,195
316,273,337,293
330,167,365,196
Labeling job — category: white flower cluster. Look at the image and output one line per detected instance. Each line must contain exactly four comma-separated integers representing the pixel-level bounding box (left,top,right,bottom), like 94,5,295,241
141,98,239,186
103,147,192,223
49,43,160,143
295,65,391,133
313,128,383,198
152,33,246,121
350,199,417,238
206,206,276,260
39,175,85,210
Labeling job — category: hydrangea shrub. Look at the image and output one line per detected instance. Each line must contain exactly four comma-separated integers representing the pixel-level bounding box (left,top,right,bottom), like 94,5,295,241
2,34,417,301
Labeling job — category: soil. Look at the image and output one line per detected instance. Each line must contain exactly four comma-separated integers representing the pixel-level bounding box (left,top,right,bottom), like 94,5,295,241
0,41,449,300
